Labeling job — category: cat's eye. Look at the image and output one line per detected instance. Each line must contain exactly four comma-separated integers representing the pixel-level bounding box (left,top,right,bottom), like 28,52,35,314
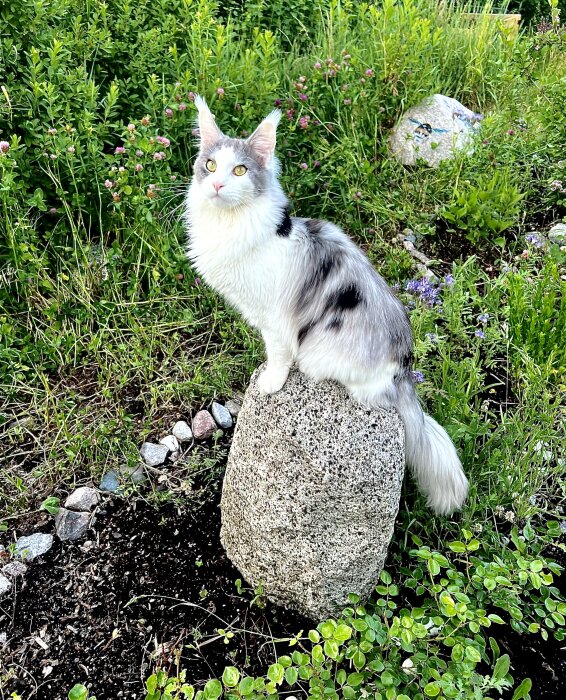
206,159,217,172
233,164,248,176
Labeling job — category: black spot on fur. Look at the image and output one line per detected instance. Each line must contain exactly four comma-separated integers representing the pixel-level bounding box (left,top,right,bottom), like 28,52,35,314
331,283,362,311
326,316,343,331
298,322,315,344
276,208,292,237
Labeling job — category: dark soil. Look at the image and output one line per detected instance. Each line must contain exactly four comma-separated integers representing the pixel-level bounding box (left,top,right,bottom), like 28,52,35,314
1,489,564,700
1,489,309,700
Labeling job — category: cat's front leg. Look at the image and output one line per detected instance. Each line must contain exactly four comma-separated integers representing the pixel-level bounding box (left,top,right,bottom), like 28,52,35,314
258,331,292,395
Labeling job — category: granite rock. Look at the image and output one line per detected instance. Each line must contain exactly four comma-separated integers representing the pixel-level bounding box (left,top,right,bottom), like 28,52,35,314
221,365,405,620
159,434,180,452
192,410,217,440
224,399,242,418
211,402,233,429
172,421,193,442
388,94,482,167
64,486,99,512
55,508,90,541
2,561,28,578
99,470,120,492
548,223,566,244
140,442,169,466
15,533,54,561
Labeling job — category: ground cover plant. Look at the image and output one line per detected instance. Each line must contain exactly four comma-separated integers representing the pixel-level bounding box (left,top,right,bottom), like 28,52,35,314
0,0,565,698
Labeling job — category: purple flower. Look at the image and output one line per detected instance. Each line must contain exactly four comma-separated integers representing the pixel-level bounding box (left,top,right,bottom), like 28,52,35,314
425,333,438,343
507,129,514,136
299,162,308,170
286,109,295,120
365,68,374,77
49,207,57,214
115,146,126,154
314,160,321,168
188,92,196,102
179,103,187,111
298,93,308,102
474,329,486,339
153,151,166,161
478,313,490,323
274,99,282,107
216,87,225,97
525,233,543,248
164,108,173,117
405,278,442,308
314,61,322,69
156,135,171,147
299,116,311,129
443,274,455,287
412,370,425,384
135,164,143,172
0,141,10,154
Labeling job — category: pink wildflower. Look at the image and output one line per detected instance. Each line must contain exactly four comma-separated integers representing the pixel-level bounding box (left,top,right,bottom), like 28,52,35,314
164,108,173,118
299,162,308,170
115,146,126,154
153,151,166,161
141,116,150,126
365,68,374,77
47,128,57,136
216,87,225,97
178,103,187,111
135,164,143,172
127,123,135,132
0,141,10,154
344,98,352,105
104,180,114,189
298,93,308,102
188,92,196,101
314,61,322,69
136,149,144,157
118,166,125,172
112,192,120,202
274,99,282,107
156,136,171,147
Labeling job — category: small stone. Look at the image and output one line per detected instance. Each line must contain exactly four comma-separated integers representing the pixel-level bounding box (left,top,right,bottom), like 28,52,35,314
224,399,242,418
159,434,180,452
211,402,233,429
15,533,54,561
192,410,217,440
140,442,169,466
172,420,193,442
120,465,147,484
64,486,99,512
169,450,180,463
548,223,566,244
99,470,120,492
0,575,10,596
55,508,90,541
2,561,27,578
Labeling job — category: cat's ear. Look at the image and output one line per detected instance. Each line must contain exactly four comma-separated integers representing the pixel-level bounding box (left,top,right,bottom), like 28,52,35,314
194,95,223,149
247,110,281,166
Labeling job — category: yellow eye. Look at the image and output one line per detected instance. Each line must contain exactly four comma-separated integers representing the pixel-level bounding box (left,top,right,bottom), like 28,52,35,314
233,164,248,176
206,159,217,172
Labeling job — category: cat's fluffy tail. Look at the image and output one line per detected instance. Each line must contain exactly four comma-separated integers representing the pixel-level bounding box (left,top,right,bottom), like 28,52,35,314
395,380,468,515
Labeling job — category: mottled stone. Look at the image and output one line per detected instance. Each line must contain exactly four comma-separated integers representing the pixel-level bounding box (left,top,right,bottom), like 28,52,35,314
224,399,242,418
55,508,90,541
64,486,99,512
389,94,482,167
172,421,193,442
99,470,120,492
221,366,405,620
211,402,233,429
2,561,28,578
548,223,566,244
0,575,10,596
120,464,147,484
140,442,169,466
192,410,217,440
15,533,53,561
159,434,180,452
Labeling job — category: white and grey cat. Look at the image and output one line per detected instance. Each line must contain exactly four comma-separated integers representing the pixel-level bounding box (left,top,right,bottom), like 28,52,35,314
184,96,468,515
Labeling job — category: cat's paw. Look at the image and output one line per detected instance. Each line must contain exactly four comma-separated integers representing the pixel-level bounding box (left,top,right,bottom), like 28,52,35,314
257,366,289,395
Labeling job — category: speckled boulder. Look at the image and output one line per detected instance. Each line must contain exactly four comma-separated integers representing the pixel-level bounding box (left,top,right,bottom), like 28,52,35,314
220,366,405,620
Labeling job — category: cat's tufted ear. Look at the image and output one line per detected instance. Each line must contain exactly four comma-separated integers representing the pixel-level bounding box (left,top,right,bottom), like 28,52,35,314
247,110,281,166
194,95,223,149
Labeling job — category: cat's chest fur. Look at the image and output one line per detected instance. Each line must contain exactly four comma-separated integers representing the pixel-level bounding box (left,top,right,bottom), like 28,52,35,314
188,221,290,329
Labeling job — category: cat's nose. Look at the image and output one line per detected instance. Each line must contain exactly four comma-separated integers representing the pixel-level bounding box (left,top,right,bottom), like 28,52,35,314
213,182,224,192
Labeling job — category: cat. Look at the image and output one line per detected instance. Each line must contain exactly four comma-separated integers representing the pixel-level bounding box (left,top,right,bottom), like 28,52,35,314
184,96,468,515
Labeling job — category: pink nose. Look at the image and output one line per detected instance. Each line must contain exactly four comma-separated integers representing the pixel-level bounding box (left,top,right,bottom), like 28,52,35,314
213,182,224,193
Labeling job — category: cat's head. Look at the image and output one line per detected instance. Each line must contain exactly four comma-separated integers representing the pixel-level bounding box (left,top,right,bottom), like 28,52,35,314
191,96,281,209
